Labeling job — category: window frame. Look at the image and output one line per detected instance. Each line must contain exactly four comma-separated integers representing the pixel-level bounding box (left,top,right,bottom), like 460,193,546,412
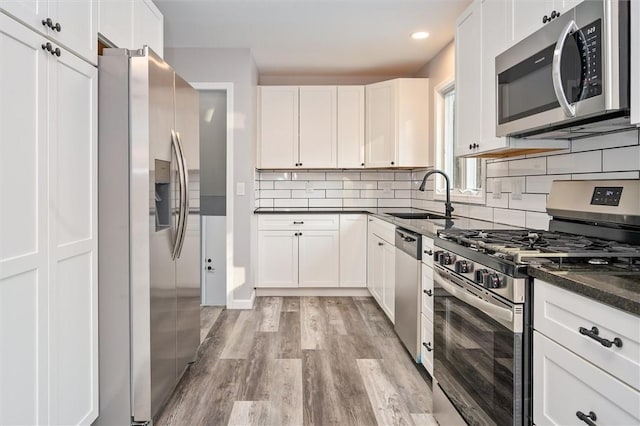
433,78,486,205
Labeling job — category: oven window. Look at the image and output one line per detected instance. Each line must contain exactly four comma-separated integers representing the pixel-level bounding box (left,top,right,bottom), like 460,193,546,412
434,285,522,425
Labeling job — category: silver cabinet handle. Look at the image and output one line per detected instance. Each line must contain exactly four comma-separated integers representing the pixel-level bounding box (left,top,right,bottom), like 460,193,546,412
175,131,189,258
552,20,579,117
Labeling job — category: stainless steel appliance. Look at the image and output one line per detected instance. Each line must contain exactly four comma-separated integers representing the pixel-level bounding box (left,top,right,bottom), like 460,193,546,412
496,0,631,139
394,228,422,361
96,47,200,425
431,179,640,426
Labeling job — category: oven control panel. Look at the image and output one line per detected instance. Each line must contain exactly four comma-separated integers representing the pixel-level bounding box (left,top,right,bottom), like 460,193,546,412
590,186,623,206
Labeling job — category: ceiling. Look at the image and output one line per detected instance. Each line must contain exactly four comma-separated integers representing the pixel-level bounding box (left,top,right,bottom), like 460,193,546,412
155,0,471,77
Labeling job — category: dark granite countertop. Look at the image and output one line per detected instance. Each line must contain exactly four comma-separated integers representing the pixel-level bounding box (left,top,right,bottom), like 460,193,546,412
528,265,640,316
254,207,522,238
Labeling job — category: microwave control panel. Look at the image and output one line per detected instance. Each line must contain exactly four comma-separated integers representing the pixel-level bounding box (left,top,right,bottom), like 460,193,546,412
579,19,602,99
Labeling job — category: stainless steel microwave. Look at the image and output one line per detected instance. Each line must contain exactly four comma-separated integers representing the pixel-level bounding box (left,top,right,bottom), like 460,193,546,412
496,0,631,139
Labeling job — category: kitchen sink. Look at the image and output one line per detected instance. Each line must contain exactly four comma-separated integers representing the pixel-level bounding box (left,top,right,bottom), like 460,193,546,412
387,212,448,220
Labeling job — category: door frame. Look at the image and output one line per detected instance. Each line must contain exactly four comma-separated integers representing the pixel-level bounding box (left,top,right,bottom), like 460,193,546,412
191,82,234,308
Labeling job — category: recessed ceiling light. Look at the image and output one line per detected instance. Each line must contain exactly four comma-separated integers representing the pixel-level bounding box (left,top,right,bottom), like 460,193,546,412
411,31,430,40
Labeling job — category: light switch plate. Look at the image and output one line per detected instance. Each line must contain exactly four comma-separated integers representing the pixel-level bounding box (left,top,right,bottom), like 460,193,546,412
236,182,245,196
492,179,502,199
512,179,523,200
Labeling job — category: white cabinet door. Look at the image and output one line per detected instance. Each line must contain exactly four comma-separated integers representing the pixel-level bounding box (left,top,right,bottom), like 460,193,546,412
455,2,482,157
421,315,434,375
368,234,383,304
339,214,367,287
381,240,395,323
257,231,299,287
48,44,98,426
421,263,433,321
133,0,163,57
0,0,48,39
508,0,554,45
479,0,508,152
298,230,340,287
51,0,97,63
257,86,299,169
534,332,640,426
557,0,583,15
365,81,396,168
299,86,337,168
0,15,49,426
98,0,133,48
337,86,365,168
395,79,430,168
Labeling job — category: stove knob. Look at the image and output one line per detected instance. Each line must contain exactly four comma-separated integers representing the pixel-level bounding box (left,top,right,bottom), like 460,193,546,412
485,273,504,289
440,253,456,266
474,269,489,284
454,260,474,274
433,250,444,263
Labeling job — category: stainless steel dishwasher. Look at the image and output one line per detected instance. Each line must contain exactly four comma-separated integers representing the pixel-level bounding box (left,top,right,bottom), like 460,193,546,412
394,227,422,362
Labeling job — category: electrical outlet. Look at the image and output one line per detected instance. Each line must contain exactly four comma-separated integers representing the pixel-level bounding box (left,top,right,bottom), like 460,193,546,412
305,181,313,194
492,179,502,199
512,179,523,201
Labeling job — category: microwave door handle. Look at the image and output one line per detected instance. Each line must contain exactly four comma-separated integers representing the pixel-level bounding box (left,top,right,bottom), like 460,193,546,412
552,20,579,117
434,269,515,330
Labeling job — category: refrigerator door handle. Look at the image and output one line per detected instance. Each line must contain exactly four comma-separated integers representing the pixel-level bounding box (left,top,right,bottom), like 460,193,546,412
175,131,189,258
171,129,186,260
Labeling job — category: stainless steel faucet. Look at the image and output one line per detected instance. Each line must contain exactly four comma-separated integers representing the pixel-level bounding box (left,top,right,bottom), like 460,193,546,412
418,169,454,219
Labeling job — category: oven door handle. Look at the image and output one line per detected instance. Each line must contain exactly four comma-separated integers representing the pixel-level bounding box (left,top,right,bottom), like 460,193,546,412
434,269,516,330
552,20,580,117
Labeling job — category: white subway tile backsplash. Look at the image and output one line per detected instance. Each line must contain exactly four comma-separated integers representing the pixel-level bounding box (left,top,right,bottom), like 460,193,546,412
325,189,360,198
259,172,291,181
344,181,377,190
572,171,640,180
486,193,509,209
361,189,394,199
487,161,509,178
486,177,525,193
343,198,377,208
309,198,343,208
361,172,394,181
326,171,361,181
547,151,601,174
378,198,412,208
394,190,412,199
394,172,412,181
260,181,275,190
291,189,325,198
571,130,638,152
602,145,640,172
292,172,326,181
259,199,274,208
274,199,309,208
312,181,343,190
389,181,412,190
274,181,308,190
525,174,570,194
508,157,546,176
493,208,526,227
468,206,494,222
509,193,547,213
259,189,291,198
525,212,551,230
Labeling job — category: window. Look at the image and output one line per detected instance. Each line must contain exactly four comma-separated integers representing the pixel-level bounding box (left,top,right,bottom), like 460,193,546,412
434,80,484,203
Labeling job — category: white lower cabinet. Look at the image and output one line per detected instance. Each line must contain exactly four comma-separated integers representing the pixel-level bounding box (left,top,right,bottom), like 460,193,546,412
421,314,434,375
420,236,434,375
367,227,383,302
339,214,367,287
366,217,396,322
381,240,395,322
257,231,299,288
298,230,340,288
534,332,640,425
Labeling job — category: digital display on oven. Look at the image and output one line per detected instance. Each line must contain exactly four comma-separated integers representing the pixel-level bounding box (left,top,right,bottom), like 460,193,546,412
590,187,623,206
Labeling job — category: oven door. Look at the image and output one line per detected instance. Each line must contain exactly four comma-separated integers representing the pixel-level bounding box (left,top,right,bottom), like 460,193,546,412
433,265,524,426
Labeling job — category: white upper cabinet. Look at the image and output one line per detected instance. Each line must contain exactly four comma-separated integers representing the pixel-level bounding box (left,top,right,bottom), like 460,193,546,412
454,2,482,157
0,0,97,63
257,86,299,169
365,78,430,168
99,0,163,56
337,86,365,168
133,0,163,57
507,0,584,47
299,86,337,168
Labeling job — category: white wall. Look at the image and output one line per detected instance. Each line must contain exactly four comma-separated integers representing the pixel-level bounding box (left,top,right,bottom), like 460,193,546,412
164,47,258,301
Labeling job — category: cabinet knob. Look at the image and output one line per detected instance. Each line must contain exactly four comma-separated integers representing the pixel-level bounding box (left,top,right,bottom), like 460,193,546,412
51,47,61,57
42,17,53,28
550,10,559,19
424,249,433,256
207,266,213,271
422,342,433,352
378,242,384,246
576,411,597,426
293,221,304,225
41,42,52,52
390,161,395,165
207,258,212,263
423,289,433,296
542,15,549,24
361,163,365,166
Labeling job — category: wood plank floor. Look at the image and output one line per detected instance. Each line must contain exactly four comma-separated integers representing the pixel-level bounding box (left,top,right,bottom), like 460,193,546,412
157,296,436,426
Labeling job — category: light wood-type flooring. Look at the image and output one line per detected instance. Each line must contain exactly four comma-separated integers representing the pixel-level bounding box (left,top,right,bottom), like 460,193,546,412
157,296,436,426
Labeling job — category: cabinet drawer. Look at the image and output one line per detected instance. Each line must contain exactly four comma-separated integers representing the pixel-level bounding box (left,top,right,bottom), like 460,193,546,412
421,314,434,376
258,214,339,231
534,280,640,390
368,215,395,244
421,263,433,320
422,236,434,267
534,332,640,426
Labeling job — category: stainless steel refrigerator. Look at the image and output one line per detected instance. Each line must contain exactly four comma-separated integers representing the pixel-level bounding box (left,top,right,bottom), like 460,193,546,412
96,47,200,425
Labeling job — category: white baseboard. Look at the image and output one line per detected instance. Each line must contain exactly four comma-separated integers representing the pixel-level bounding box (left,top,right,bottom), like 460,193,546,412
255,287,372,297
227,289,256,309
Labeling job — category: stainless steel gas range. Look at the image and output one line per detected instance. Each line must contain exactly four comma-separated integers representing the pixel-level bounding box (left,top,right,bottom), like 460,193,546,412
430,179,640,426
